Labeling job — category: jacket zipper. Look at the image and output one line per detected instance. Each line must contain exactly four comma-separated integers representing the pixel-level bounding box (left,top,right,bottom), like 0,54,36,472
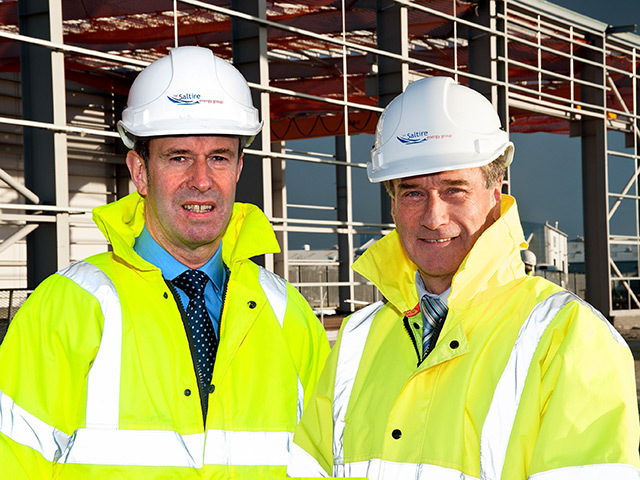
207,266,230,423
217,266,230,338
402,316,423,367
165,278,209,425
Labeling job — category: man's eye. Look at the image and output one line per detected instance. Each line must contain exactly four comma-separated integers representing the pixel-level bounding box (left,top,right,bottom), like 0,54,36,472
170,156,187,162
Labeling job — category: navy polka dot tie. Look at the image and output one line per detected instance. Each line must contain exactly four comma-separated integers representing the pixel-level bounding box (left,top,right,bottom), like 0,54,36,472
172,269,217,388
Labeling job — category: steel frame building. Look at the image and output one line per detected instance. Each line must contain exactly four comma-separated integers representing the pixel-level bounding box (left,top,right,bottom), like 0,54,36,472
0,0,639,319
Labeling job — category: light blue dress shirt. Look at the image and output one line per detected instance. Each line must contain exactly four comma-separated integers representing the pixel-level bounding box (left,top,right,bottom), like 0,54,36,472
134,225,226,339
415,271,451,307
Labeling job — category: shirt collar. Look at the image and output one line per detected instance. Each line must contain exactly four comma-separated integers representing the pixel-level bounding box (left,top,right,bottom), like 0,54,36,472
134,225,225,294
415,270,451,306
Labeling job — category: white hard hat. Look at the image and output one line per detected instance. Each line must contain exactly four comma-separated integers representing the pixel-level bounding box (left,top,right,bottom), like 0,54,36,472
521,249,537,266
368,76,514,182
117,46,263,149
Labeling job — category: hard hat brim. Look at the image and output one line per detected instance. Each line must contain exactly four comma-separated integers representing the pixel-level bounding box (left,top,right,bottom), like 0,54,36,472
368,143,514,183
117,120,263,150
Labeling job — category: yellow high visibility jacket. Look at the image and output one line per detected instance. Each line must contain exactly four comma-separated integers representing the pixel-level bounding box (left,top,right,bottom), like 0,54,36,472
0,192,330,479
289,195,640,479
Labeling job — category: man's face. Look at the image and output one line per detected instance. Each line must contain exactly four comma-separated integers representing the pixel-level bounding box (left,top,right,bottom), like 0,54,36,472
391,166,502,294
126,136,242,268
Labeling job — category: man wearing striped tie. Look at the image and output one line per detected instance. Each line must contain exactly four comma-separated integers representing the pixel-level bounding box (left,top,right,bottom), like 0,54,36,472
289,76,640,479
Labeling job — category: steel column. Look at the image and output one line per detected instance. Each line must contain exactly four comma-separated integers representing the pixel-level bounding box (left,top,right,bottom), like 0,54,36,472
463,0,510,193
114,93,134,202
467,0,496,100
376,0,408,224
271,141,288,280
232,0,271,268
467,0,510,193
580,34,611,317
18,0,69,287
336,136,355,312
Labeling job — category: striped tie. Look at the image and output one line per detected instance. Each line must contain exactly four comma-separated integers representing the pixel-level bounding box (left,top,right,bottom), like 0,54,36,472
420,294,448,358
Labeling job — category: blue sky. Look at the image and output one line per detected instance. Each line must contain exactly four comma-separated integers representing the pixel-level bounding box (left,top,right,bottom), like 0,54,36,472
511,0,640,241
284,0,640,249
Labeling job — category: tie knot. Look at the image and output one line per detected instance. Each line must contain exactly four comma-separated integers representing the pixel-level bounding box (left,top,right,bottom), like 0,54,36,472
420,294,448,323
173,269,209,299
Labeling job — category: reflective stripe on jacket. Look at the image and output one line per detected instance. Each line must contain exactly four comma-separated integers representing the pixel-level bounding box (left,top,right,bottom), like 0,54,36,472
289,195,640,479
0,193,330,478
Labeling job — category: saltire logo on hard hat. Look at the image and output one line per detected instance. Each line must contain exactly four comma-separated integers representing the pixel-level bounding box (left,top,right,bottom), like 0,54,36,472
397,131,429,145
167,93,201,105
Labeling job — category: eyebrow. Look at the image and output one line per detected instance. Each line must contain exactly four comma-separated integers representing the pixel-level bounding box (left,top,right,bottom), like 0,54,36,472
161,147,236,157
396,178,470,191
440,178,470,186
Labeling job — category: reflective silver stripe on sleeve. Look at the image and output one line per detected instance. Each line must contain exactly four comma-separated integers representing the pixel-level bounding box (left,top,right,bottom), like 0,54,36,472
0,388,71,462
528,463,640,479
332,301,384,464
334,459,480,479
480,290,625,480
297,376,304,423
257,266,304,420
203,429,292,466
258,266,287,328
58,261,122,430
288,442,331,477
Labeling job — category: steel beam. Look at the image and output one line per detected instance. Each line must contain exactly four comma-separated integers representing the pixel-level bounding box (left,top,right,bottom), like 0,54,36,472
0,224,39,256
580,34,611,317
18,0,69,287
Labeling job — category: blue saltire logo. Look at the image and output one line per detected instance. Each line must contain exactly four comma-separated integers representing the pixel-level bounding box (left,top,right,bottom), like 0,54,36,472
397,131,429,145
167,93,201,105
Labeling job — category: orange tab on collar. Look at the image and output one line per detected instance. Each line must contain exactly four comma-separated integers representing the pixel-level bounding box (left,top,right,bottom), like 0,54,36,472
404,303,421,318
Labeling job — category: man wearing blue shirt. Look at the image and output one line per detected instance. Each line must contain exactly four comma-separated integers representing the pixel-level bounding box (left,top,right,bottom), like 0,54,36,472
0,46,329,478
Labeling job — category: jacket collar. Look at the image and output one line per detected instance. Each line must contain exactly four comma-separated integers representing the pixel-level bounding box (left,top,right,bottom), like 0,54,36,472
352,195,528,314
91,192,280,271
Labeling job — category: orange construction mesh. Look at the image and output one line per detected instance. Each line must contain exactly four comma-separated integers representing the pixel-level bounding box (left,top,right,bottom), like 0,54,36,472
0,0,638,140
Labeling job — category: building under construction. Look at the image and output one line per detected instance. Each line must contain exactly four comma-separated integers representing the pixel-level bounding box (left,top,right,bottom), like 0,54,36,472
1,0,640,322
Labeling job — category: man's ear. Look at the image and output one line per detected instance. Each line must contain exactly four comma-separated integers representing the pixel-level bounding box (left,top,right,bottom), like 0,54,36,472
491,175,504,220
126,150,149,196
390,196,397,224
494,175,504,201
236,153,244,183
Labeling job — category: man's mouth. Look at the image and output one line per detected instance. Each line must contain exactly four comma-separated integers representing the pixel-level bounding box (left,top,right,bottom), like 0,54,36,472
424,237,454,243
182,204,213,213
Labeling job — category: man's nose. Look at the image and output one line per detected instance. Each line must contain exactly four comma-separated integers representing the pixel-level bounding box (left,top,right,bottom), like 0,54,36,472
421,196,448,230
189,157,213,192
